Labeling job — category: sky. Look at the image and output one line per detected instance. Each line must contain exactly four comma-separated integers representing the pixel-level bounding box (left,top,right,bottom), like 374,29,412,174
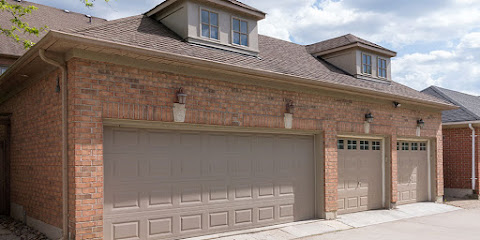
27,0,480,95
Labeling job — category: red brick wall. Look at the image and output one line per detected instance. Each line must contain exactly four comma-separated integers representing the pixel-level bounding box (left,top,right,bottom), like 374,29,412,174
443,127,480,191
0,70,63,228
66,58,443,239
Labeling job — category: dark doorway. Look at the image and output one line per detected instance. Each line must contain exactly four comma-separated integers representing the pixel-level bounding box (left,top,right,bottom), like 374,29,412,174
0,116,10,215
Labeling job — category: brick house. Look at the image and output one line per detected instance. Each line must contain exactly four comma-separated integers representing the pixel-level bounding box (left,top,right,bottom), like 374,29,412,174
0,0,454,239
422,86,480,198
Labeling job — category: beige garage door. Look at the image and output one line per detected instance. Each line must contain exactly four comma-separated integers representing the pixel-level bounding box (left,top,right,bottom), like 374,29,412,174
104,127,315,240
397,141,429,205
337,138,383,214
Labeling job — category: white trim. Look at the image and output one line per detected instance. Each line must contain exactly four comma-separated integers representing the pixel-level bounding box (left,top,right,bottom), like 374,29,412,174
382,138,386,207
443,120,480,126
427,139,432,201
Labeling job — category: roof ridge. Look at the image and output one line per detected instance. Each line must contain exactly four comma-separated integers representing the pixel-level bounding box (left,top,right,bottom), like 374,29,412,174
429,86,480,120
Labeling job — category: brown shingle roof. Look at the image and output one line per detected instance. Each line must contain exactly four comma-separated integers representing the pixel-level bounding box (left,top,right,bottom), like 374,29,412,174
66,15,448,106
0,0,106,57
306,34,396,55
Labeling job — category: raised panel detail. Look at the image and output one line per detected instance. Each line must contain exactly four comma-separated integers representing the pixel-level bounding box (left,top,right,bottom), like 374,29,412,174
235,185,253,199
114,158,139,178
209,185,228,201
258,207,274,221
347,198,358,209
235,209,253,224
149,218,172,236
258,183,274,197
279,205,293,218
181,186,202,204
181,215,202,232
149,189,172,206
113,221,139,240
113,192,139,209
209,212,229,228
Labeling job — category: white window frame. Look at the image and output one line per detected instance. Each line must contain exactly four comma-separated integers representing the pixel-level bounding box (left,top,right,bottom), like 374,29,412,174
377,57,387,78
362,53,372,75
231,16,249,47
200,8,219,40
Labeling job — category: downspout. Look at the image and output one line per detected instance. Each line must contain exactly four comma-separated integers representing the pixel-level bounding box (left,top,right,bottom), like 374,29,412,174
469,124,476,192
39,49,68,240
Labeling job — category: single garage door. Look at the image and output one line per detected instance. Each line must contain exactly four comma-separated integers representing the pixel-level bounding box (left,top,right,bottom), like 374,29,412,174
104,127,315,240
397,141,429,205
337,138,383,214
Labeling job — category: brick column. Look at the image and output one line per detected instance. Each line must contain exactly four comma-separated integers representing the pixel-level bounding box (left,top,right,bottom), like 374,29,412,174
68,60,104,239
323,121,338,219
390,135,398,206
436,126,444,202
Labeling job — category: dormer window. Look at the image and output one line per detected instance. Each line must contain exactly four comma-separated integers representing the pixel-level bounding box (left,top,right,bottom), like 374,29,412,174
201,9,219,40
0,66,7,75
378,58,387,78
362,53,372,75
232,18,248,46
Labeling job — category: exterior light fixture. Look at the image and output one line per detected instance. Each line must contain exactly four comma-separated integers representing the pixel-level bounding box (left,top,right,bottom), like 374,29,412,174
365,113,374,123
417,119,425,129
55,76,61,93
393,101,401,108
176,87,187,104
286,100,295,114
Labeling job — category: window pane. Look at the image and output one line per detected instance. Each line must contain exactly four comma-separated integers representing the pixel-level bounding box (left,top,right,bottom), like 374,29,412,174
201,10,209,24
210,12,218,26
240,20,247,33
233,19,240,31
233,32,240,44
367,66,372,74
211,26,219,39
241,34,248,46
338,140,344,150
367,55,371,64
202,24,210,38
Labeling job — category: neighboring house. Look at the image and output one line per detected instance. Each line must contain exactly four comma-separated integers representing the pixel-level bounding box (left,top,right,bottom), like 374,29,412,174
0,0,455,239
0,0,106,74
422,86,480,198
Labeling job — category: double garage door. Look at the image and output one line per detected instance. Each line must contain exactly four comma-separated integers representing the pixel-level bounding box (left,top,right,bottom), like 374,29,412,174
104,127,315,240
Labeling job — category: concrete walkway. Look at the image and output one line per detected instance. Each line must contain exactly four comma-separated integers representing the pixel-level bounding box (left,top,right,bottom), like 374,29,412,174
186,203,460,240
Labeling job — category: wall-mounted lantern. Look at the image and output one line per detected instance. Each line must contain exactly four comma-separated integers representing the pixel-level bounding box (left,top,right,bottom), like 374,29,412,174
286,100,295,114
365,113,374,123
417,119,425,129
176,87,188,104
393,101,401,108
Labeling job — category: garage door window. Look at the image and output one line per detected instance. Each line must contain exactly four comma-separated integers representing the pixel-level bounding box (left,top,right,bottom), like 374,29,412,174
372,141,381,150
420,142,427,151
397,142,400,151
338,140,345,150
347,140,357,150
411,142,418,150
401,142,409,150
360,141,369,150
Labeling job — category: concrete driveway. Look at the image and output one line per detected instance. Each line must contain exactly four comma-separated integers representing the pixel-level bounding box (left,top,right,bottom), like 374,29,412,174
301,208,480,240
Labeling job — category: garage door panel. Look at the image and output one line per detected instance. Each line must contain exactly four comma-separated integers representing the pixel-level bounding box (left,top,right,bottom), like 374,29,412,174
397,141,429,205
105,127,314,240
337,138,383,215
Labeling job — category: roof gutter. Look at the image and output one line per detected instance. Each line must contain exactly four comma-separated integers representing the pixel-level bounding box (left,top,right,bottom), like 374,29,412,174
469,124,477,192
1,30,455,110
442,120,480,126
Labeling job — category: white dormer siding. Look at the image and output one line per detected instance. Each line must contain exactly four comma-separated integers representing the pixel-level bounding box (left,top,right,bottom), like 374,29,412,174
149,0,264,56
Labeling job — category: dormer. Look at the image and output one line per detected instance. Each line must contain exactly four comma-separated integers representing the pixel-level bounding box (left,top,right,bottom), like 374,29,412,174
147,0,266,56
306,34,397,82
